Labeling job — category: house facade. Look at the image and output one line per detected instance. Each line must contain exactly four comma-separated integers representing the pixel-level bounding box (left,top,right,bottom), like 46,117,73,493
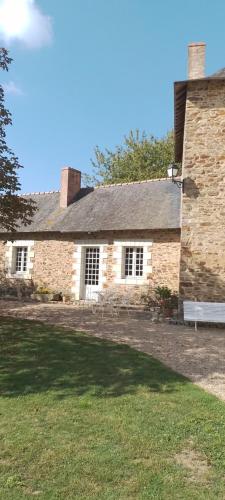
0,42,224,306
0,169,181,301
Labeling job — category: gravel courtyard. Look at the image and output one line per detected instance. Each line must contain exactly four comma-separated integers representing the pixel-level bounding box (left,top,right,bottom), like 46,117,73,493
1,300,225,401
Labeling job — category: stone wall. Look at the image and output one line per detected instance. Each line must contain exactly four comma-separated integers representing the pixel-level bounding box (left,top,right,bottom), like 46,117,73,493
180,80,225,301
32,240,75,293
103,231,180,292
150,231,180,290
0,229,180,298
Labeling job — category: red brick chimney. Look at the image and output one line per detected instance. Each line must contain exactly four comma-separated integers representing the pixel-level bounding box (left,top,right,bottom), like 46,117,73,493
188,42,206,79
60,167,81,208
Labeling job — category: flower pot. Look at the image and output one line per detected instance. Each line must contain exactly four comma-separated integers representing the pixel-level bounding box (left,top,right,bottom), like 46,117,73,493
31,293,52,303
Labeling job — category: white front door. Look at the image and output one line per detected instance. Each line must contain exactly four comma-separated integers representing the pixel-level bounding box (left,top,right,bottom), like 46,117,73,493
84,247,100,301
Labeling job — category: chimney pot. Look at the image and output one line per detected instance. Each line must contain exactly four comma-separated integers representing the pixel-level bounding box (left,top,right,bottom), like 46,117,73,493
60,167,81,208
188,42,206,79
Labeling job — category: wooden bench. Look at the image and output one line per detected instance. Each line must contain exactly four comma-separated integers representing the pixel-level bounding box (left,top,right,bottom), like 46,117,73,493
183,301,225,330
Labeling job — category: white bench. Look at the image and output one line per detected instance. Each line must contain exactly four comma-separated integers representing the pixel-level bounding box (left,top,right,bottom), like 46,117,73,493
183,301,225,330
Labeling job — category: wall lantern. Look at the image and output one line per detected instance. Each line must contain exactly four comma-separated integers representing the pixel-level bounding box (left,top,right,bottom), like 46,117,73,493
167,164,184,192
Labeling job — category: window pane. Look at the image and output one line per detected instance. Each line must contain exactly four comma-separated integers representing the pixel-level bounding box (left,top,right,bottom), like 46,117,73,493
16,247,22,272
85,247,100,285
135,247,143,276
125,247,134,276
15,247,28,273
124,246,144,278
23,248,28,271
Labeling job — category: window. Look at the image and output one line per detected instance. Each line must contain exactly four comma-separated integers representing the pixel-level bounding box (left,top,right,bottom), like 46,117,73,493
84,247,100,285
124,247,143,278
113,240,152,285
5,240,34,279
15,247,28,273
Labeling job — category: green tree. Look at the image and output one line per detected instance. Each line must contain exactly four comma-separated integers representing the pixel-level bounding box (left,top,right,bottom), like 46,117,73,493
0,48,35,231
89,129,175,185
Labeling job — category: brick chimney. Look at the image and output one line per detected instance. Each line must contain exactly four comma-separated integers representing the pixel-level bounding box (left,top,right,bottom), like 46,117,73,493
188,42,206,79
60,167,81,208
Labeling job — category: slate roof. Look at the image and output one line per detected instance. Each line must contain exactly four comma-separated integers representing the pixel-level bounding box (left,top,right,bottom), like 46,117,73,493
210,68,225,78
4,179,181,234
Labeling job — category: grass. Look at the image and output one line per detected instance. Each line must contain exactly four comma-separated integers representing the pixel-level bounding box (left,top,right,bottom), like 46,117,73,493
1,319,225,499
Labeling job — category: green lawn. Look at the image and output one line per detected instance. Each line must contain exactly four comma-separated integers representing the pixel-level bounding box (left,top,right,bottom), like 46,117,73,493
1,319,225,499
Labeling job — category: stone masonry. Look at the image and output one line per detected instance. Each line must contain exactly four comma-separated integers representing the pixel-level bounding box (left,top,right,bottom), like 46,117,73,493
180,80,225,301
0,229,180,298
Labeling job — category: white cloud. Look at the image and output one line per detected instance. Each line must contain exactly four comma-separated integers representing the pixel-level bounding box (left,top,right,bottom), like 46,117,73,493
0,0,53,48
3,80,24,95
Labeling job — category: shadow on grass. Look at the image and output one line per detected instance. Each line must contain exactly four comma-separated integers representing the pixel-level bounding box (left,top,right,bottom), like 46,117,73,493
0,317,187,398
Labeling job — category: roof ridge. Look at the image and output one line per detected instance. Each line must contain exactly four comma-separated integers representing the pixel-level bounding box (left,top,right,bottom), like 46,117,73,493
210,67,225,78
94,177,171,189
19,190,60,196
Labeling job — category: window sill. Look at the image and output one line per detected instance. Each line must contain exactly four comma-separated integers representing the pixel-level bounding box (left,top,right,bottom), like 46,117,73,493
114,278,146,285
7,273,31,280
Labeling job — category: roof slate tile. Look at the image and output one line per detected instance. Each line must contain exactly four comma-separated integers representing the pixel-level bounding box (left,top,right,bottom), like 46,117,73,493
1,179,181,234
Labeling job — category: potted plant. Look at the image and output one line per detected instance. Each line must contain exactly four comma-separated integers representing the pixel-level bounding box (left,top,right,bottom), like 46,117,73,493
154,286,177,318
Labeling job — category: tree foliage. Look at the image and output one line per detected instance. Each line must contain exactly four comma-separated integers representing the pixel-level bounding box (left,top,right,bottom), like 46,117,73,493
89,129,175,185
0,48,35,232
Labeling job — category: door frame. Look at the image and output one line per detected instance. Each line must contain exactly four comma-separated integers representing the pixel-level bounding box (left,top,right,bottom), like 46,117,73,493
72,241,108,301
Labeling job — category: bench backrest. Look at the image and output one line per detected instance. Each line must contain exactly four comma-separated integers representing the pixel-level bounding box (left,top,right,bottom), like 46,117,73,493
183,301,225,323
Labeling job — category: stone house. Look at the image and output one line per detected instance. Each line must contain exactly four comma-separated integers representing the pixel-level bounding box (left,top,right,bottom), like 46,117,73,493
0,42,224,305
0,169,181,300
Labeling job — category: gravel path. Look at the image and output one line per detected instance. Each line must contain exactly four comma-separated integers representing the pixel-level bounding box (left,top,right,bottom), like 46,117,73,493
1,300,225,401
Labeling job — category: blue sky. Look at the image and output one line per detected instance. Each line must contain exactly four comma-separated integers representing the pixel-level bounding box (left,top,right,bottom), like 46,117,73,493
1,0,225,192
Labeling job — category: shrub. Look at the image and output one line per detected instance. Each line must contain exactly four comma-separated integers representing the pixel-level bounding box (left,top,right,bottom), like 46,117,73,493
0,271,35,298
155,285,172,300
36,286,51,295
141,285,178,315
141,287,158,308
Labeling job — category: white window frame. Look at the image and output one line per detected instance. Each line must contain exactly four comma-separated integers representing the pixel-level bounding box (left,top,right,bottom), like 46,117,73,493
113,240,152,285
5,240,34,279
71,241,108,300
123,246,144,278
84,247,100,286
14,246,28,274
